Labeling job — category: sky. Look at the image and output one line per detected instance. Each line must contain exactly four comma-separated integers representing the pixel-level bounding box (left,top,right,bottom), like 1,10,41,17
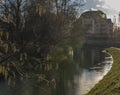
81,0,120,20
105,0,120,11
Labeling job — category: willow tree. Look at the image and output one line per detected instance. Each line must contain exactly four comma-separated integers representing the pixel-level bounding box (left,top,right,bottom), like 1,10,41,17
0,0,86,85
0,0,86,65
22,0,86,62
0,0,28,82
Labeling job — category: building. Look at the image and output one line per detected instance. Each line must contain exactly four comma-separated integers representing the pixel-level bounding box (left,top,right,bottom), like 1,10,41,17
80,10,113,40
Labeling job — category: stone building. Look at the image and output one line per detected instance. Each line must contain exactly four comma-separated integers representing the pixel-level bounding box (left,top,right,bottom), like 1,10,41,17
80,10,113,40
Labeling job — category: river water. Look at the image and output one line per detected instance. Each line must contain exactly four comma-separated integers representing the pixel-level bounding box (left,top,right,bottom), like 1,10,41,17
0,46,113,95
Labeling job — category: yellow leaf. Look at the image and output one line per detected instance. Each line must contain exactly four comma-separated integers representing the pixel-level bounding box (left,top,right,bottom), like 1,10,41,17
0,31,3,37
6,32,9,40
45,64,47,71
3,44,8,53
56,63,59,70
24,53,27,60
20,53,23,61
0,40,3,45
0,66,2,73
2,66,5,75
50,64,52,70
8,77,11,85
5,70,8,80
13,45,17,53
47,64,50,71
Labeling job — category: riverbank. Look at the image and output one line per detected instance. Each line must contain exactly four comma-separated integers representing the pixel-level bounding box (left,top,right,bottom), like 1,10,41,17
86,47,120,95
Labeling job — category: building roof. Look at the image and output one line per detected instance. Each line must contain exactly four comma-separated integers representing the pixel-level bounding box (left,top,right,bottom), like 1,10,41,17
80,10,107,19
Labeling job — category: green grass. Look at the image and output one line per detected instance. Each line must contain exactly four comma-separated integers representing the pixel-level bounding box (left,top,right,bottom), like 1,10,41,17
86,47,120,95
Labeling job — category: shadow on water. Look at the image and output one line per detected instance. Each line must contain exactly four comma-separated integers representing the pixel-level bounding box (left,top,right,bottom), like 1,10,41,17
79,46,105,68
0,45,113,95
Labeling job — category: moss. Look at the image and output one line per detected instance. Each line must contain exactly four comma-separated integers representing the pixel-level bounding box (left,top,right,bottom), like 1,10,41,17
86,47,120,95
81,10,107,19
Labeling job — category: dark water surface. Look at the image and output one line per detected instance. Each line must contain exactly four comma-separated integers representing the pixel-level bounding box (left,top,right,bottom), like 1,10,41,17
0,47,113,95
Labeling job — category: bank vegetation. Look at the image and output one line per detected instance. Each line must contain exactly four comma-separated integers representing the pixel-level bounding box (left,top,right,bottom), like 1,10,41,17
86,47,120,95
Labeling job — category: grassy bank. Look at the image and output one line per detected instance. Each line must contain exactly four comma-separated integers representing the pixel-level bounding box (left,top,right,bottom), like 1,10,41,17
86,47,120,95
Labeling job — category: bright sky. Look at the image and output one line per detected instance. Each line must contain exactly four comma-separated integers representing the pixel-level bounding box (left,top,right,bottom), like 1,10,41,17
81,0,120,19
103,0,120,20
105,0,120,11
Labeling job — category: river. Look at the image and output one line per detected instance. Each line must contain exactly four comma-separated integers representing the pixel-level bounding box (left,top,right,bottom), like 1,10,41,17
0,46,113,95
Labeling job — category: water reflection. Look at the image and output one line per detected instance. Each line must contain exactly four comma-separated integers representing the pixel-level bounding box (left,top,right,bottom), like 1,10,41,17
0,47,113,95
70,62,112,95
52,47,113,95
